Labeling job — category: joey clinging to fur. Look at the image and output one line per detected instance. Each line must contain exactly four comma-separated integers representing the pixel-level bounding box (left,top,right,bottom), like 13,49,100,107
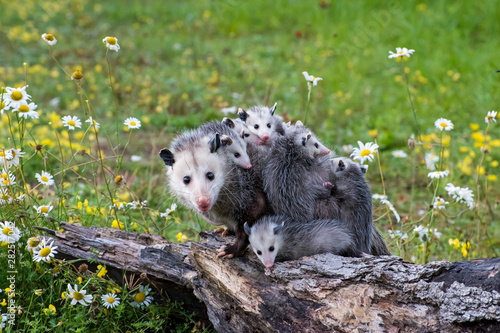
237,103,285,146
159,129,268,258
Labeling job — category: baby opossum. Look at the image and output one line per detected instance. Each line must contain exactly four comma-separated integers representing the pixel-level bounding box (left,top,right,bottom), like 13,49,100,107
198,121,252,169
263,121,331,221
244,215,362,269
237,103,285,146
159,129,269,258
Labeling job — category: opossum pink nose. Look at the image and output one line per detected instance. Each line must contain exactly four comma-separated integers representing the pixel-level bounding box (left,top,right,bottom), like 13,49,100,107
261,135,269,140
245,163,253,169
265,263,274,268
196,196,211,212
318,149,330,157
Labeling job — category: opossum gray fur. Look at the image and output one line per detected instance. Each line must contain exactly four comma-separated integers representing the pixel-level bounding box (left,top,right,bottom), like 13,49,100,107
263,122,331,221
244,215,362,269
159,129,270,258
198,121,252,169
237,103,285,146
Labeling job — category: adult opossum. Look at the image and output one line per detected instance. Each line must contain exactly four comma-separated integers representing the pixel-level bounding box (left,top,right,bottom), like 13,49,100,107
237,103,285,146
159,129,269,258
244,215,362,270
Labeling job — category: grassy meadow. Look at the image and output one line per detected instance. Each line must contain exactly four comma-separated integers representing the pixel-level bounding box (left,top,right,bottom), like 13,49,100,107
1,0,500,331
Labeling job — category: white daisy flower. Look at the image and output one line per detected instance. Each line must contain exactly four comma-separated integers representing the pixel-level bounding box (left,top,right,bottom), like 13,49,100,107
101,293,120,309
102,36,120,52
41,33,57,46
485,111,497,124
0,98,10,114
433,197,449,210
0,169,16,187
424,152,439,170
434,118,454,131
62,115,82,130
127,200,147,209
3,86,31,110
26,236,42,254
15,102,39,120
388,229,408,240
221,106,237,115
85,116,100,129
130,285,153,309
16,193,26,202
0,221,21,243
444,183,460,197
33,238,58,262
36,171,55,186
342,144,353,153
388,47,415,59
350,141,379,164
34,204,54,216
130,155,142,162
124,117,141,129
0,189,13,205
302,71,323,86
380,198,401,222
160,203,177,217
372,193,388,200
431,228,442,239
445,183,475,210
391,150,408,158
428,170,450,179
67,284,93,306
413,225,429,242
0,148,25,168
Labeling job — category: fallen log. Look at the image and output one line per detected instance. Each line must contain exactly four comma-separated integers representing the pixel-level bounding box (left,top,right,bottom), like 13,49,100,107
39,222,500,333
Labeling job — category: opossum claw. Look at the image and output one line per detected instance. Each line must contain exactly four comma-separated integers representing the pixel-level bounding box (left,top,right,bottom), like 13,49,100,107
214,227,225,234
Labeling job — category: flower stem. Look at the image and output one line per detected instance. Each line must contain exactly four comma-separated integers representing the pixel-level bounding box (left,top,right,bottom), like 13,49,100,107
401,61,421,143
304,83,312,124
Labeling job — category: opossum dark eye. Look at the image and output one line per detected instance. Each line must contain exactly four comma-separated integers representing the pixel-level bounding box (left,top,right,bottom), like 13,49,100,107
267,123,271,128
257,250,262,255
234,152,240,158
183,176,191,184
314,143,319,148
206,172,215,181
254,124,259,129
244,133,250,138
269,246,274,252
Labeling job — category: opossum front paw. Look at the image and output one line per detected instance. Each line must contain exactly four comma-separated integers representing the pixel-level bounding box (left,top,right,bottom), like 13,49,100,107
323,181,334,189
216,242,246,258
214,227,225,234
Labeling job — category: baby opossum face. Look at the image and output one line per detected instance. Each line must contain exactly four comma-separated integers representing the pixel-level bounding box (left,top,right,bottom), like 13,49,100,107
238,104,280,146
245,222,283,269
161,144,226,213
223,136,252,169
295,132,330,159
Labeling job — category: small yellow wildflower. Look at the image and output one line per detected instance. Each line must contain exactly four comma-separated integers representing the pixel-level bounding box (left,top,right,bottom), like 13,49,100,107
43,304,56,315
368,129,378,138
77,277,82,284
114,175,123,184
470,123,480,131
97,265,108,278
35,289,43,296
1,299,6,306
176,232,188,243
488,175,497,181
448,238,460,250
71,70,83,82
491,161,499,168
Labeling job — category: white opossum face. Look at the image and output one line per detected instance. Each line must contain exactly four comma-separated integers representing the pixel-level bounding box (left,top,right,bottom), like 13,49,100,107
294,130,330,159
238,104,280,146
160,143,226,213
221,135,252,169
245,222,283,269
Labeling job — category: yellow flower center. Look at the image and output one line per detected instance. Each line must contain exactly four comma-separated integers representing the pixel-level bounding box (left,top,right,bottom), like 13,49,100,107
3,179,9,185
360,149,371,157
29,238,40,247
73,291,84,301
11,91,23,101
436,201,442,205
397,50,404,54
107,37,117,45
72,70,83,80
0,152,3,157
487,115,493,119
107,297,115,304
1,173,7,179
68,120,75,126
2,227,12,235
40,247,51,257
19,105,29,113
41,176,49,182
41,207,49,213
0,101,4,109
440,122,447,127
1,194,10,200
134,292,146,303
45,34,54,41
130,121,136,126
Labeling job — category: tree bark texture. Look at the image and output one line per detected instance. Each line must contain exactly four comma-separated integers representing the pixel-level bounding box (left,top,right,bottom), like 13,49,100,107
39,222,500,333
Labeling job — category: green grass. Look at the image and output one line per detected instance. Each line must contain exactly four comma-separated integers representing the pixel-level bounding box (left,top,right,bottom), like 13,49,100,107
1,0,500,331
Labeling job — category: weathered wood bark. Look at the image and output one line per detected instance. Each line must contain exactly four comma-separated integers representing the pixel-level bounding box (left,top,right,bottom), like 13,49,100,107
39,222,500,333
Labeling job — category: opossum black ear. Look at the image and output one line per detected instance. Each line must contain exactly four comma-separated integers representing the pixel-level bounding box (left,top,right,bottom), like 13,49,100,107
306,132,312,140
159,149,175,166
295,120,304,127
337,159,346,171
221,135,233,146
360,164,368,174
273,224,283,235
269,102,277,115
209,133,222,153
222,117,235,129
238,108,248,122
244,222,252,236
